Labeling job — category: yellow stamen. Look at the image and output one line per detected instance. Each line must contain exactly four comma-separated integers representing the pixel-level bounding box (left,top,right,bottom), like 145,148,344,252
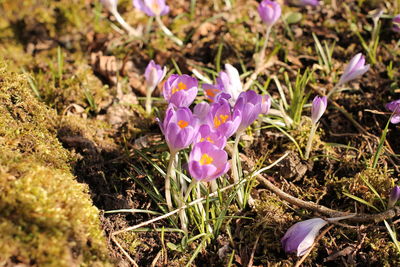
213,116,221,128
172,82,187,94
178,120,189,129
199,153,214,165
219,114,228,123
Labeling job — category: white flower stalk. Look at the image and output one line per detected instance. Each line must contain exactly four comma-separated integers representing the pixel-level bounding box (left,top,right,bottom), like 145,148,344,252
101,0,140,36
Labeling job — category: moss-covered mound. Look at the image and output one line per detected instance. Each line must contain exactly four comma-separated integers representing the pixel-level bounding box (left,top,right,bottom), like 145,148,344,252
0,61,109,266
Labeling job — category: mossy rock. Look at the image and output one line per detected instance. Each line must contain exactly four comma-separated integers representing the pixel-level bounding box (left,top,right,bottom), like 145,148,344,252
0,60,110,266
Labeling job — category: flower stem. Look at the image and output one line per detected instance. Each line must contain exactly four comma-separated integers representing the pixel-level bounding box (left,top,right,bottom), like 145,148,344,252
257,26,271,70
111,10,140,37
155,16,183,46
304,122,317,160
232,132,244,206
184,180,198,202
165,151,177,210
326,83,340,99
145,86,154,115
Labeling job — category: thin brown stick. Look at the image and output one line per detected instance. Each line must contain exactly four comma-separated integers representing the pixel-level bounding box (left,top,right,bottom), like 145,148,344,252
226,145,400,223
247,235,261,267
294,225,335,267
111,235,139,267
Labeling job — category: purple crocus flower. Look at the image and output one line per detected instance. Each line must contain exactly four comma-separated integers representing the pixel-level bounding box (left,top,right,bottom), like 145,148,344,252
299,0,319,6
388,186,400,208
203,83,222,103
311,96,327,124
193,102,211,124
258,0,281,27
234,90,263,133
207,98,241,138
188,142,230,182
145,60,166,89
101,0,118,12
261,94,272,114
133,0,170,17
281,218,328,256
194,124,227,149
338,53,370,86
217,64,243,105
386,99,400,124
163,74,199,107
393,15,400,32
159,106,198,153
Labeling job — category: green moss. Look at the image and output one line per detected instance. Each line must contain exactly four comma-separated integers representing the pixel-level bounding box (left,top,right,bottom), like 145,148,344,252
0,60,110,265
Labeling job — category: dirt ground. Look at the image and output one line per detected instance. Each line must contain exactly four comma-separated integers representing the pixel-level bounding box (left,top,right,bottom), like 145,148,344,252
1,0,400,266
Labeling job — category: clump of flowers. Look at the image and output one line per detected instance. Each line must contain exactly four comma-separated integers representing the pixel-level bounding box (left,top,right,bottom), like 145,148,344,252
157,63,269,221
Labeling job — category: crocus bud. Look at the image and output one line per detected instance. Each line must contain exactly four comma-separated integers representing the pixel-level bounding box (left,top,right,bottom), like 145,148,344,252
258,0,281,27
145,60,166,90
299,0,319,6
386,99,400,124
207,98,241,138
338,53,370,86
163,74,199,107
388,186,400,208
311,96,327,124
158,106,198,153
281,218,328,256
133,0,170,17
234,90,263,133
101,0,118,12
188,142,230,182
261,95,272,114
193,102,211,124
393,15,400,32
217,64,243,105
194,124,227,149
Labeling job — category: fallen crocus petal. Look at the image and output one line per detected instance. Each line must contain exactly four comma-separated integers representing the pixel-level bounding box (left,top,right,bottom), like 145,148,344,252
311,96,327,124
281,218,328,256
188,142,230,182
338,53,370,86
